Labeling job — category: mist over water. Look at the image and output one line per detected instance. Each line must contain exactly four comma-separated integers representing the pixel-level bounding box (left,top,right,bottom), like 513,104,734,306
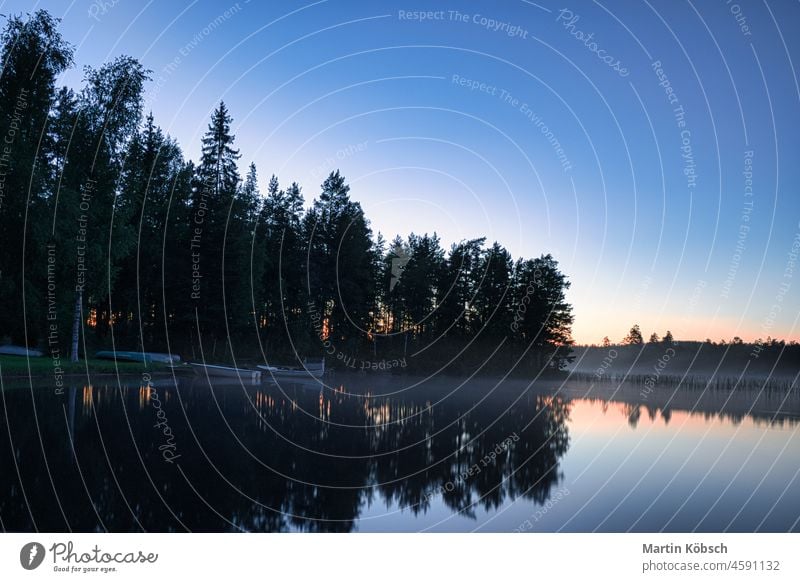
2,373,797,532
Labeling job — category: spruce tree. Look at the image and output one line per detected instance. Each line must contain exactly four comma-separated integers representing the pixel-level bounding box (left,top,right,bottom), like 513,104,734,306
304,171,377,353
191,102,241,352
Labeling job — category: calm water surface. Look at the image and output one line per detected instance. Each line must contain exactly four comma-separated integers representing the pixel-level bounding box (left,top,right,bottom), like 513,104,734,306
1,373,798,532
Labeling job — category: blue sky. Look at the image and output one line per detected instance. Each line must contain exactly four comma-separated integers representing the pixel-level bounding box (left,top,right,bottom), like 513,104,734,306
4,0,799,344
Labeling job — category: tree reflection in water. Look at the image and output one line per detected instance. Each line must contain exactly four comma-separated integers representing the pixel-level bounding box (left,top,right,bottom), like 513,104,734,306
0,376,571,532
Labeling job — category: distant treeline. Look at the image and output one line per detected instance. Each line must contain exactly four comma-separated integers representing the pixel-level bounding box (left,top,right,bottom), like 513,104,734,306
571,335,800,382
0,11,574,374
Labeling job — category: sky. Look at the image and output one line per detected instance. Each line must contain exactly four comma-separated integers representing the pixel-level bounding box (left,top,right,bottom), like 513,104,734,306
3,0,799,345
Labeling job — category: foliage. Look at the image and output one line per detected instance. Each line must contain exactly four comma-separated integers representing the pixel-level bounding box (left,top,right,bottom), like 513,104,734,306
0,10,574,376
622,324,644,346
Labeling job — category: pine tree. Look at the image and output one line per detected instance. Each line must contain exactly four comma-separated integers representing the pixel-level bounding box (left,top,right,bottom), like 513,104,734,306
394,233,445,337
511,254,574,370
256,175,310,357
382,235,409,334
623,324,644,345
472,242,513,339
435,239,485,339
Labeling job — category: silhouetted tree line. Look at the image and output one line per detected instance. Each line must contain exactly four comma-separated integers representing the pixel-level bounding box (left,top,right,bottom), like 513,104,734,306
575,326,800,379
0,11,574,374
603,324,797,354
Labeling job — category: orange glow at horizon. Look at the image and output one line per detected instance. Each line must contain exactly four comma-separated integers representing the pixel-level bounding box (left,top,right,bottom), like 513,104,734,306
571,315,800,346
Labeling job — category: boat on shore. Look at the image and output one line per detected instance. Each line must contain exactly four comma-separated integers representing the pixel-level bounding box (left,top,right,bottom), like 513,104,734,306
96,351,181,364
257,359,325,380
0,345,44,357
189,362,261,382
142,352,181,363
95,350,147,363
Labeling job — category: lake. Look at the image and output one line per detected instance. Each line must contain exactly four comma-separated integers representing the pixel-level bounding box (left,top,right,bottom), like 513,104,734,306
1,372,798,532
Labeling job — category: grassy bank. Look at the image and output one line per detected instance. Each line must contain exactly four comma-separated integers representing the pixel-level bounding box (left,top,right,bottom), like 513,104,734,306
0,355,168,377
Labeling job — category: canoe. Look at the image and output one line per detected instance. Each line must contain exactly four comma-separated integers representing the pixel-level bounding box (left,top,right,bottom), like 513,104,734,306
143,352,181,364
189,362,261,382
0,345,44,357
95,351,181,364
96,351,148,363
257,359,325,379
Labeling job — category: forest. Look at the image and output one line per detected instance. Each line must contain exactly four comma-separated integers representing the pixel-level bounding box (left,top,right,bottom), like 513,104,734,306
0,11,574,374
571,324,800,382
